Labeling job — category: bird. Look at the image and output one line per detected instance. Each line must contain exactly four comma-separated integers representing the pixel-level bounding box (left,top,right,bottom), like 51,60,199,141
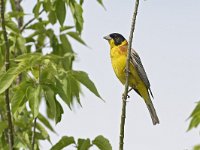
104,33,159,125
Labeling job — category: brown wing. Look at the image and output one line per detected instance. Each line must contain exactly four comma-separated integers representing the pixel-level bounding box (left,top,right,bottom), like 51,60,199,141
130,49,154,98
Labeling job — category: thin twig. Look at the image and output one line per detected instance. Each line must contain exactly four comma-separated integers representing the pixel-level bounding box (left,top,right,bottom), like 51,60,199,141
31,118,37,150
20,9,44,32
119,0,140,150
0,0,14,149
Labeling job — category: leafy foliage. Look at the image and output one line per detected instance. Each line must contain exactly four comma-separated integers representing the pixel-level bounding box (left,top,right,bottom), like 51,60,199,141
50,136,75,150
93,135,112,150
188,101,200,131
193,145,200,150
188,101,200,149
51,135,112,150
0,0,108,149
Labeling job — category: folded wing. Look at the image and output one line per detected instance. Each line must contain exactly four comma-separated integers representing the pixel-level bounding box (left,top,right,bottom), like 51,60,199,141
130,49,154,98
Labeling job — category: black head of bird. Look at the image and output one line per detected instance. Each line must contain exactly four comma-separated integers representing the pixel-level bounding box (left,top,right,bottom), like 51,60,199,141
104,33,126,46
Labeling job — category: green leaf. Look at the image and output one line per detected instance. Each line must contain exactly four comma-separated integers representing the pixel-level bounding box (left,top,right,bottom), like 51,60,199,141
60,26,74,32
35,122,51,145
92,135,112,150
189,102,200,118
33,2,41,18
5,15,20,34
36,34,46,52
16,35,27,53
62,76,72,106
194,145,200,150
26,21,47,30
188,102,200,131
0,121,8,136
38,113,55,133
77,139,91,150
55,0,66,26
0,67,18,94
15,132,31,149
35,132,47,140
48,10,57,25
43,86,57,119
50,136,75,150
9,34,17,53
96,0,106,9
52,38,59,54
55,100,64,124
43,0,52,12
46,104,54,119
28,85,41,118
10,0,16,11
61,53,75,70
36,122,49,140
67,32,86,45
70,2,83,34
48,77,71,107
70,71,102,99
63,75,81,106
74,3,83,34
60,34,73,53
188,116,200,131
15,52,42,63
11,81,32,113
8,11,25,18
80,0,84,5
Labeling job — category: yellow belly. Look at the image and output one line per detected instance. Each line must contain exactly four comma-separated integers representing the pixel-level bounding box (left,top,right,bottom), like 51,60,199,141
111,55,138,86
111,56,126,84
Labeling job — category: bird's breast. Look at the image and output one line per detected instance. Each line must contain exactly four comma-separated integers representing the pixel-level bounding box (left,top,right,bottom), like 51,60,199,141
111,53,127,84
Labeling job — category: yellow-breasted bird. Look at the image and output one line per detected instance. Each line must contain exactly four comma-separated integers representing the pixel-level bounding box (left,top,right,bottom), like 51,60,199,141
104,33,159,125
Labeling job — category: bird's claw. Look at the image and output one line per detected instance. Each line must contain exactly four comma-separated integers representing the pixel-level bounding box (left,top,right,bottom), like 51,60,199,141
124,68,131,74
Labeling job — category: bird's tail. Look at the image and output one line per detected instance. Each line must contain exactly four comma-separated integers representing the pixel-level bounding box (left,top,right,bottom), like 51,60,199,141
146,100,159,125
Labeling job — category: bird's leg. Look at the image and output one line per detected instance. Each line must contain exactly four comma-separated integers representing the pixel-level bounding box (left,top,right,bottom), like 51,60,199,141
124,68,131,75
122,68,132,101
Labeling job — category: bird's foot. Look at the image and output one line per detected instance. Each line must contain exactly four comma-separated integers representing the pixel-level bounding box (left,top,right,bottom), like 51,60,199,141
124,68,131,74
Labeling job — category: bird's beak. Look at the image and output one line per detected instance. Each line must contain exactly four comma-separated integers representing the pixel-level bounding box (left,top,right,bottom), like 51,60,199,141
103,35,112,41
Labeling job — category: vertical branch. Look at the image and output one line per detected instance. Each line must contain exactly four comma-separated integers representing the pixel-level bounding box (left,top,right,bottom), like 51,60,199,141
119,0,140,150
31,118,37,150
0,0,14,149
